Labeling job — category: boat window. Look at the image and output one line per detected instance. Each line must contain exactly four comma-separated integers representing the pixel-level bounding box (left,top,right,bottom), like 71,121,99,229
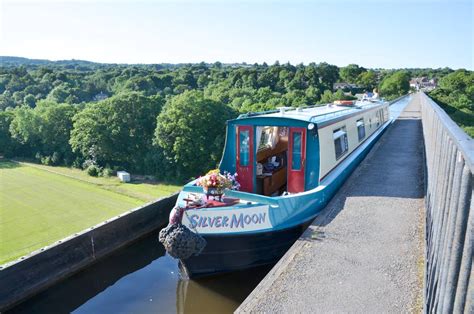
333,127,348,160
291,131,302,170
239,130,250,166
357,118,365,142
257,126,278,151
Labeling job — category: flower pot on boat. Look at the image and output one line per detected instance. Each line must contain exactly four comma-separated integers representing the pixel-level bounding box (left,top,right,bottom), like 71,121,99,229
202,186,224,201
197,169,240,202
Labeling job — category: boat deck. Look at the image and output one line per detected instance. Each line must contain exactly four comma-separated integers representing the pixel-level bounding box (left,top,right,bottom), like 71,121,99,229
237,95,425,313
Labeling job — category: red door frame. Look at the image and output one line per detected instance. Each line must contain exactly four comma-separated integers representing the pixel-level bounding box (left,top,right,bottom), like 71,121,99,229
236,125,254,193
288,127,306,193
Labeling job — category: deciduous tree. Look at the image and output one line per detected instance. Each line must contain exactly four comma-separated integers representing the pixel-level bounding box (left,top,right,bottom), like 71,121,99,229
154,90,237,181
379,70,410,100
70,92,164,170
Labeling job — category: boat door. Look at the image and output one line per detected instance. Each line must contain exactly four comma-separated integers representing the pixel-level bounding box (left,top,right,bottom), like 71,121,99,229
288,127,306,193
236,125,254,192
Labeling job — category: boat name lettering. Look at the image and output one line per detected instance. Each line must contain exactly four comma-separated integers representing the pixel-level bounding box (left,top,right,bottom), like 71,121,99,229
182,205,272,234
188,213,267,229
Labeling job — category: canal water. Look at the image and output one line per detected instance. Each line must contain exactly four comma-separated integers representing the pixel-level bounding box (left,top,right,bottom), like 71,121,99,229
8,233,272,314
389,95,412,119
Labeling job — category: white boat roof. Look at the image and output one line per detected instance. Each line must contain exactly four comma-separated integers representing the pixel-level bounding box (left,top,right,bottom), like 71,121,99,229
235,100,386,124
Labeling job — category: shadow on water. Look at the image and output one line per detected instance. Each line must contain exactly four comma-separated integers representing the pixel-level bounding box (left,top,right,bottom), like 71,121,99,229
8,233,273,314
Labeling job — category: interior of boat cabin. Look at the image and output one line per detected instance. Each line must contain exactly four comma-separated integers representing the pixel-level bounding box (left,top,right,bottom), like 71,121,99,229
255,126,288,196
233,124,308,197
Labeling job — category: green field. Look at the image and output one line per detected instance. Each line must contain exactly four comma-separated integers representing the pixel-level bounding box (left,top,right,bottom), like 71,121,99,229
0,161,180,264
17,161,180,202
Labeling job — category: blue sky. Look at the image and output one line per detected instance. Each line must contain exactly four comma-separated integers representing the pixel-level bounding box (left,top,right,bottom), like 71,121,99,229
1,0,472,69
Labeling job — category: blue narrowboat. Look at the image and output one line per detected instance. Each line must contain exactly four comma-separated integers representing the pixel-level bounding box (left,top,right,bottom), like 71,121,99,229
174,99,391,277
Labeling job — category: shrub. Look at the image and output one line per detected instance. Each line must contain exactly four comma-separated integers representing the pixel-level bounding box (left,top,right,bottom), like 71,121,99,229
51,152,60,165
86,164,100,177
41,156,52,165
101,167,114,177
82,159,96,170
72,157,83,169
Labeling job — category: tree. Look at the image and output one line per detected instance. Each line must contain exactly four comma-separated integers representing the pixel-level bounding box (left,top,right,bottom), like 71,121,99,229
47,84,70,103
8,101,77,163
9,106,42,150
154,90,237,181
333,89,345,100
0,92,15,110
429,70,474,136
70,92,164,171
339,64,365,83
35,101,77,163
320,90,334,103
0,111,18,156
305,86,321,103
23,94,36,108
356,70,377,90
315,62,339,91
379,70,410,100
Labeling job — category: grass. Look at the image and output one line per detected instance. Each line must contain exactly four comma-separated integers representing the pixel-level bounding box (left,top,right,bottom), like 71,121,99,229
0,160,180,265
17,161,181,202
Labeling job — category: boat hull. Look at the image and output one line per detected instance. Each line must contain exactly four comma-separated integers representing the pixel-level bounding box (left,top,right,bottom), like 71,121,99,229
180,218,313,278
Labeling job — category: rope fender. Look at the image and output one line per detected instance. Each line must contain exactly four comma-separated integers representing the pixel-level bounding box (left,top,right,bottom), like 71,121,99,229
158,206,206,260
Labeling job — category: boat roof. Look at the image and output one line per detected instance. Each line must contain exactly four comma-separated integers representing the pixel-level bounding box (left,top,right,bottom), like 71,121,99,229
233,100,386,125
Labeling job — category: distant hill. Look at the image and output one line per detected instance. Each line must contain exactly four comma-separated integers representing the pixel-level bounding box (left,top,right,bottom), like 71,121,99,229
0,56,253,69
0,56,104,67
0,56,199,70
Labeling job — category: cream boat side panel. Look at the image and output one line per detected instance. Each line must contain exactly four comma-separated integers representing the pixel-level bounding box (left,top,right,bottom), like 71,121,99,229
318,105,389,180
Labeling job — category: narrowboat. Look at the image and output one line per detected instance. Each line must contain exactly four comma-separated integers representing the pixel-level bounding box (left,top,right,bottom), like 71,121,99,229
174,99,390,277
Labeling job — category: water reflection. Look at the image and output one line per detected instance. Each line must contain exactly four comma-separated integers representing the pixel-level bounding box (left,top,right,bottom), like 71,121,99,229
176,264,271,314
8,233,272,314
390,95,412,119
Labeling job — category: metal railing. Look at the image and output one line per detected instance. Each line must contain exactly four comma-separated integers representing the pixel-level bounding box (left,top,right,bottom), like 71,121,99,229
419,92,473,313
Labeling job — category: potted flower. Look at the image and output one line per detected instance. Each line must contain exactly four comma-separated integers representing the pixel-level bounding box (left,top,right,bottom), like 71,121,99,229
197,169,240,200
223,171,240,191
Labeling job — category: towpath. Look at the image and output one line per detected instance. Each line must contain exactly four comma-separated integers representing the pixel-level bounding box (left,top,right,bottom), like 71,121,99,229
237,95,425,313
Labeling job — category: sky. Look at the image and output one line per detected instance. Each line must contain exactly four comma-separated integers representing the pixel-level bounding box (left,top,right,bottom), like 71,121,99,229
0,0,473,69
